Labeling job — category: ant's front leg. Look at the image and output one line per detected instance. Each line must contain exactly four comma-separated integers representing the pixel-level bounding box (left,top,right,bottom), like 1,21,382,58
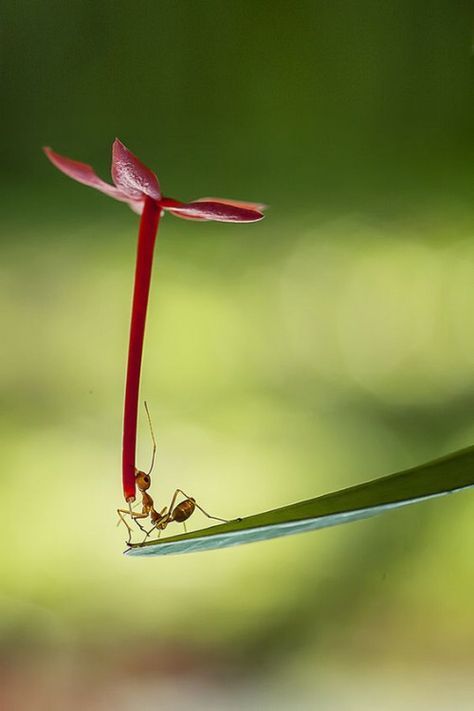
117,505,149,540
116,508,134,541
130,512,150,535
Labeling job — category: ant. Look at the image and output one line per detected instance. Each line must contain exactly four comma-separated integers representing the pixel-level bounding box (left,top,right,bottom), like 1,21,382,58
117,402,229,544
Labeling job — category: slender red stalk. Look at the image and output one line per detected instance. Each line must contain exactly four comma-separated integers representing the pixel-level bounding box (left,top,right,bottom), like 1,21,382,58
122,196,161,501
44,140,265,503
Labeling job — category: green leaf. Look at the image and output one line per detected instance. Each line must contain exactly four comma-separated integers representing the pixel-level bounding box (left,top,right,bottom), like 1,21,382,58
125,445,474,557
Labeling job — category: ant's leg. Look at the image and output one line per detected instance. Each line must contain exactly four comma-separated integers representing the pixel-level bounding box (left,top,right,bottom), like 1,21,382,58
141,528,154,544
117,502,135,528
183,521,187,534
139,526,163,545
130,512,149,534
117,504,150,538
117,507,149,528
117,508,135,543
117,509,133,533
175,490,230,523
138,506,170,545
167,489,182,513
116,501,133,527
193,503,229,523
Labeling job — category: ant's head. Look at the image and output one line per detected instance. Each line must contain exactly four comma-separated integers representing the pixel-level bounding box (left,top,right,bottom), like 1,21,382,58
135,469,151,491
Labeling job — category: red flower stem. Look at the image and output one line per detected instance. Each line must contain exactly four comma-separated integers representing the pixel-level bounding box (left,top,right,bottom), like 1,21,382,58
122,196,161,501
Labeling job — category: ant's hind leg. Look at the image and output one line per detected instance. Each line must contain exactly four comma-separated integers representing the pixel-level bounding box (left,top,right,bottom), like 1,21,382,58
167,489,182,514
175,489,230,524
194,502,230,523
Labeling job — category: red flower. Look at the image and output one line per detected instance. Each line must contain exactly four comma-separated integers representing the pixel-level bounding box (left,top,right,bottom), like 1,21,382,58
44,139,265,504
44,139,265,222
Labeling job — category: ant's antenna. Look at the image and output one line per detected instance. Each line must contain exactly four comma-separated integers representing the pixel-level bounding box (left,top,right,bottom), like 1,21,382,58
144,401,157,476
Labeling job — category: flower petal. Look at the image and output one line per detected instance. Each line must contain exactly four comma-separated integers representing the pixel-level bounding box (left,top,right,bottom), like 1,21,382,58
112,139,161,201
43,147,130,202
194,197,268,212
162,198,264,223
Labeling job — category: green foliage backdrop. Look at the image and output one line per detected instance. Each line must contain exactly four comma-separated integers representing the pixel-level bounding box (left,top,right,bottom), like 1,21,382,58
0,2,473,708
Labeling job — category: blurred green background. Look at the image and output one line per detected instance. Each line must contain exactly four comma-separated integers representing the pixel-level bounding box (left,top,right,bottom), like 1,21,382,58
1,1,474,709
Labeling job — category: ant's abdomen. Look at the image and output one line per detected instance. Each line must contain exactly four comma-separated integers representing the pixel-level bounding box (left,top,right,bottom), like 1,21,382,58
172,499,195,522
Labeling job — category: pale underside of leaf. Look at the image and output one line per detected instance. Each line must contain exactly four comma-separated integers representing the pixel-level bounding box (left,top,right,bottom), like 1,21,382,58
125,445,474,557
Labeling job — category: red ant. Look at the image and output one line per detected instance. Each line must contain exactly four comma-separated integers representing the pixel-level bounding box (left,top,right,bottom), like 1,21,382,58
117,402,229,544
